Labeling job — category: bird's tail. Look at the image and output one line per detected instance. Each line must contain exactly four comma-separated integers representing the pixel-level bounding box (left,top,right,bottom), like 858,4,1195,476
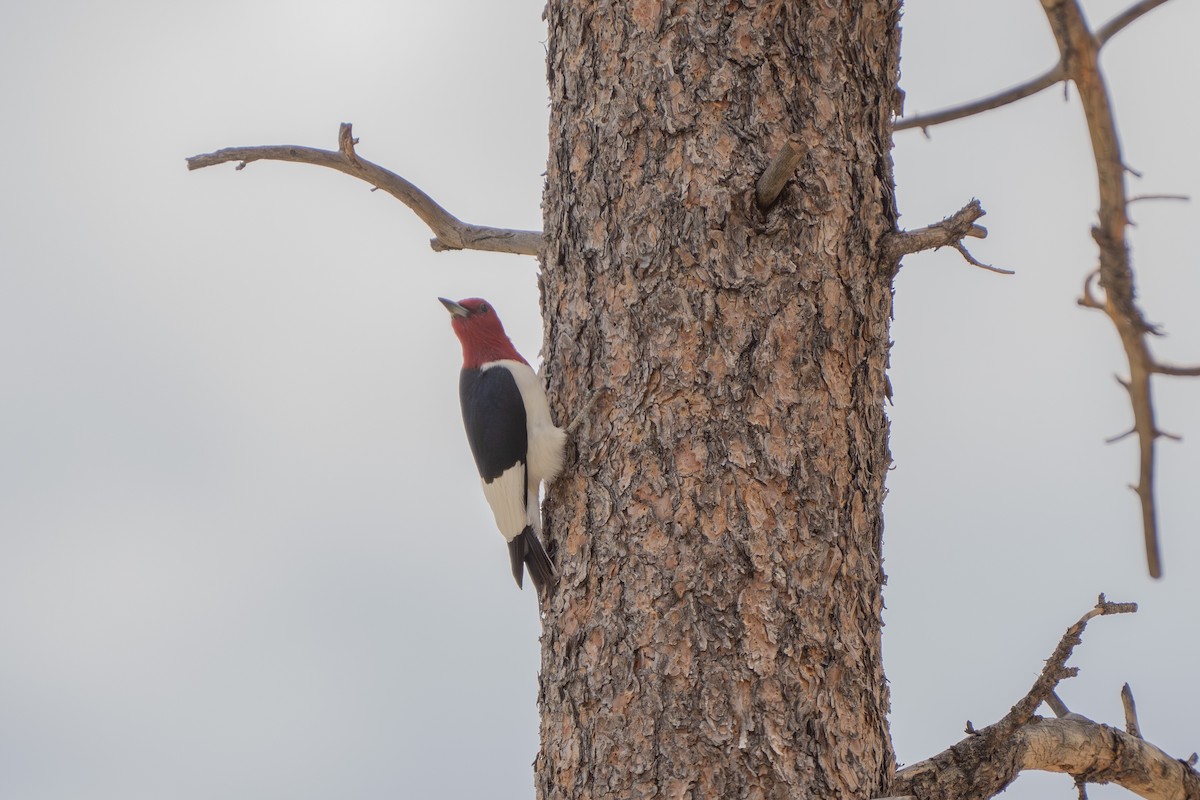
508,526,557,595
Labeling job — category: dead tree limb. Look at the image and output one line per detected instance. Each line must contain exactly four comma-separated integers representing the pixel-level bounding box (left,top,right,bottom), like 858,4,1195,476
884,199,986,255
1014,717,1199,800
893,598,1200,800
1040,0,1197,579
898,0,1195,578
883,199,1007,273
186,123,543,257
996,596,1135,740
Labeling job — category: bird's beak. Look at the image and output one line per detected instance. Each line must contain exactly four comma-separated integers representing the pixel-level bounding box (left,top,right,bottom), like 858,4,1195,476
438,297,470,318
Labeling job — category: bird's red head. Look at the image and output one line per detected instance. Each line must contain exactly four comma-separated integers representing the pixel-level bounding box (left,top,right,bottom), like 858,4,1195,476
438,297,527,369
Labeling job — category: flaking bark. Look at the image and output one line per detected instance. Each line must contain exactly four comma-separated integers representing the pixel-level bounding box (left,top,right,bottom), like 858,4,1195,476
537,3,903,798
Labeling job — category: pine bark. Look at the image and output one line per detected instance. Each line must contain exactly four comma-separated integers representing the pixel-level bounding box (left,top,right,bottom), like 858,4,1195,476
538,3,903,798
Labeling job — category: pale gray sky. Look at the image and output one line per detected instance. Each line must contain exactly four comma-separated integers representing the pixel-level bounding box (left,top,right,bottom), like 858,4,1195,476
1,2,1196,799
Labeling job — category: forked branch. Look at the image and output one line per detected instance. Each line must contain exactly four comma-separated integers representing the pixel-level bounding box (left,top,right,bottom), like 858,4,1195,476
894,598,1200,800
899,0,1193,578
1039,0,1195,579
884,199,1007,274
186,123,543,257
895,0,1171,132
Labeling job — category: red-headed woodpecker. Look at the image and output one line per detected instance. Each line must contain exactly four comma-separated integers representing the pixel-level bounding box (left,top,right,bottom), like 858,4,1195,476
439,297,566,594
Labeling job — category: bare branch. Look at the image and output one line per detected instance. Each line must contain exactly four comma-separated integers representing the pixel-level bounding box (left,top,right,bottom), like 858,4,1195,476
1016,717,1199,800
895,66,1064,132
899,14,1182,540
883,198,1005,269
893,601,1200,800
883,199,1011,275
901,716,1200,800
1034,0,1198,580
997,596,1136,738
1121,683,1143,739
895,0,1172,132
885,199,988,257
756,136,808,209
187,123,544,257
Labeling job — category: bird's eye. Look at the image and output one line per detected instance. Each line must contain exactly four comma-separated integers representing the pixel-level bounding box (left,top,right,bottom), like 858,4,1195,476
478,303,490,314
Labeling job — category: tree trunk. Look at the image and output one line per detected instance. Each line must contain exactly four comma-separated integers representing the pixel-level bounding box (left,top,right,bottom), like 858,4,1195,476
538,3,902,798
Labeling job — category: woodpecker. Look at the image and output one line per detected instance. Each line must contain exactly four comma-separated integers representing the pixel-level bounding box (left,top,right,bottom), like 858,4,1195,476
439,297,566,594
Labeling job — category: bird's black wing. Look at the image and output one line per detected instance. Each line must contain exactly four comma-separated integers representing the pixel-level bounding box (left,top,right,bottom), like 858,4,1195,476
459,366,528,483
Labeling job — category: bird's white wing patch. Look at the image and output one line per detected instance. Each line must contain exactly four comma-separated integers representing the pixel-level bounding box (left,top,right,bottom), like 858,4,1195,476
480,462,529,541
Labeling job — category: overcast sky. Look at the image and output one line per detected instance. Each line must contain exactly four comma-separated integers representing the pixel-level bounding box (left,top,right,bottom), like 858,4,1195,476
1,2,1197,799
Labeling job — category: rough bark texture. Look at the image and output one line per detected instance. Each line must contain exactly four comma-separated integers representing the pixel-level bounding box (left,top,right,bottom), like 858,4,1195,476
537,3,902,799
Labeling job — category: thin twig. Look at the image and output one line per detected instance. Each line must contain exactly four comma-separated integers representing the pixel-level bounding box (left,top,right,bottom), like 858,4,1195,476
953,242,1013,275
1128,193,1190,204
1153,362,1200,377
1105,428,1136,445
187,123,544,257
1096,0,1173,44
